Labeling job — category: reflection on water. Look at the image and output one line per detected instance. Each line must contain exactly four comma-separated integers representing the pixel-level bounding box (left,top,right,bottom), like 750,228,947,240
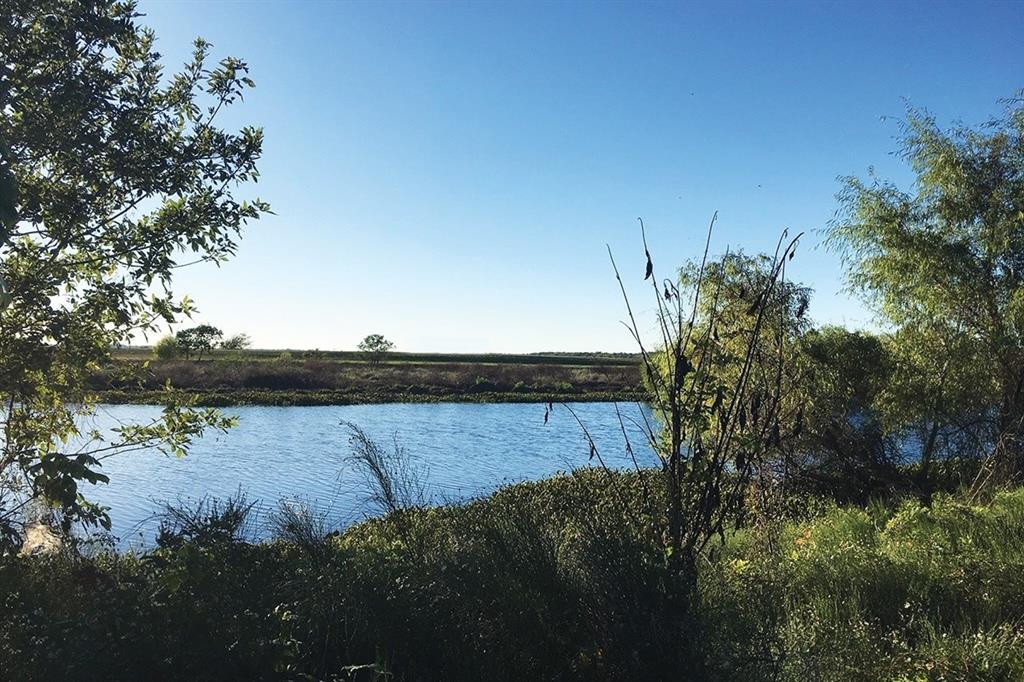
80,402,658,547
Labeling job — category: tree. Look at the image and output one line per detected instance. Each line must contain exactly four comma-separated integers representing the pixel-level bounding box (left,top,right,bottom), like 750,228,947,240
176,325,223,361
0,1,268,547
789,326,905,500
153,335,182,360
358,334,395,364
221,333,251,350
603,219,802,674
826,93,1024,477
668,250,813,415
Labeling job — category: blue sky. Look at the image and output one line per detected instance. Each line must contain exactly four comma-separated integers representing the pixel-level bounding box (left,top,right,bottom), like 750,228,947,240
140,0,1023,352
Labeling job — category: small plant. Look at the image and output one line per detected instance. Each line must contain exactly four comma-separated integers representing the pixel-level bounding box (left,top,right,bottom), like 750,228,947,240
343,423,427,518
272,500,328,555
589,216,803,675
155,491,256,549
473,376,496,392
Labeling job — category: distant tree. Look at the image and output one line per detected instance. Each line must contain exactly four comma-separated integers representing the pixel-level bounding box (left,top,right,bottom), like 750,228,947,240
153,335,182,360
826,93,1024,477
176,325,223,361
0,2,265,546
358,334,395,364
221,333,251,350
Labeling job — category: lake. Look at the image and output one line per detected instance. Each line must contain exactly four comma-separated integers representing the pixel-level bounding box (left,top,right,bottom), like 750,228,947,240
80,402,658,547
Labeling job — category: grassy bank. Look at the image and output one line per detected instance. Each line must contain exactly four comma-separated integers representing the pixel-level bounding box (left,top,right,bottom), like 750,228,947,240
4,472,1023,680
90,352,643,406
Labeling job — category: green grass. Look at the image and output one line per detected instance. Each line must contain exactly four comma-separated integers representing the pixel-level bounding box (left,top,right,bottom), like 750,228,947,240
4,474,1023,680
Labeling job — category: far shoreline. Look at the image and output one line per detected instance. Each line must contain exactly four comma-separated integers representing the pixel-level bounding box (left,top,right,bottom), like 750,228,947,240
92,387,648,408
91,349,646,407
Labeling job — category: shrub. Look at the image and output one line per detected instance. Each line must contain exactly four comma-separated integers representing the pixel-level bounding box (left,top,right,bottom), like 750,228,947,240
153,335,181,360
155,492,257,549
472,376,496,392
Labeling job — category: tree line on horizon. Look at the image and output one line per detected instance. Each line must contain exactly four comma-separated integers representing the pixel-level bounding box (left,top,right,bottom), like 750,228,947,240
149,329,397,363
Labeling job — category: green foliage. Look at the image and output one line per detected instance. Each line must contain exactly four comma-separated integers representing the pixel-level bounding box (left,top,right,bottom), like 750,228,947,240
799,326,891,420
631,241,806,576
176,325,223,361
788,326,906,500
0,1,267,546
358,334,396,364
153,335,182,360
665,250,812,445
3,477,1024,680
827,93,1024,473
707,488,1024,680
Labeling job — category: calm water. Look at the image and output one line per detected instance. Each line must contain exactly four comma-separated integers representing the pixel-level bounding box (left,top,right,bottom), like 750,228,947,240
80,402,658,547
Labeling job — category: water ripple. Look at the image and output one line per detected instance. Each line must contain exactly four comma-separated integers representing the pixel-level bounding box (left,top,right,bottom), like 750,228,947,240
80,402,658,547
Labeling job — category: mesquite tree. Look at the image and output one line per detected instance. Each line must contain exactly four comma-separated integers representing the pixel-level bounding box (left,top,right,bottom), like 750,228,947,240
176,324,223,360
358,334,395,365
0,0,269,547
827,94,1024,480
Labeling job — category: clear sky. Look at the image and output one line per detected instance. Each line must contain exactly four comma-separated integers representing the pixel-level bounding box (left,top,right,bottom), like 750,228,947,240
138,0,1023,353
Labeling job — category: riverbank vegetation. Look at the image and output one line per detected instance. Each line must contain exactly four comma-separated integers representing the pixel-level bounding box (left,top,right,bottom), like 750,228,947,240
4,472,1024,680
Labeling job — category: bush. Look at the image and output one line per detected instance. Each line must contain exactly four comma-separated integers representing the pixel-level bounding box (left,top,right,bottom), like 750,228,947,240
472,376,496,392
153,335,181,359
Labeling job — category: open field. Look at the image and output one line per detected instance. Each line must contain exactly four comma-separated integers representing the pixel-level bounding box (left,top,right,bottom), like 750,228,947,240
93,349,645,405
